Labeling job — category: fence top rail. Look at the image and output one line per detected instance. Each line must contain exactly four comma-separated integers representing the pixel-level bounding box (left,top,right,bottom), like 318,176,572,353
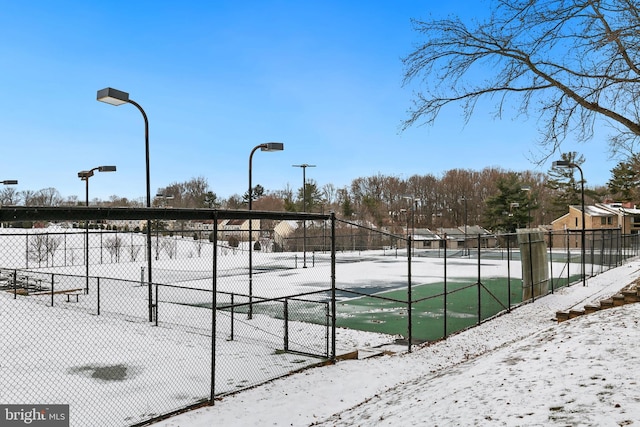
0,206,332,222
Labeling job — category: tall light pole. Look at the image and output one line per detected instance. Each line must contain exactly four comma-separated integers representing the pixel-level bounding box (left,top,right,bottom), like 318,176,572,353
97,87,154,321
248,142,284,318
553,160,586,286
292,164,316,268
78,166,116,294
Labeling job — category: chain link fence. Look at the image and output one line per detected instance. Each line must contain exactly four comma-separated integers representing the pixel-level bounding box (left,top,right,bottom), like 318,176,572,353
2,207,638,426
328,220,640,346
0,207,335,427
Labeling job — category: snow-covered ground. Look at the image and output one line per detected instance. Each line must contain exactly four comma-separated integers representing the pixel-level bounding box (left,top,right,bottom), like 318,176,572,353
154,259,640,427
2,228,634,426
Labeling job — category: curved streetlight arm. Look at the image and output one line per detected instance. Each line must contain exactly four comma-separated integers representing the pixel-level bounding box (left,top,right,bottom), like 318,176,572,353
248,145,263,211
97,86,153,321
97,88,149,208
249,142,284,209
247,142,284,318
126,99,151,209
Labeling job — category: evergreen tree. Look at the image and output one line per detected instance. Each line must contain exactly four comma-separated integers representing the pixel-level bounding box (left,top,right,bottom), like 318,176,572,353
608,155,640,203
484,173,536,233
242,185,265,205
342,198,354,219
203,191,220,208
296,179,322,212
546,152,585,219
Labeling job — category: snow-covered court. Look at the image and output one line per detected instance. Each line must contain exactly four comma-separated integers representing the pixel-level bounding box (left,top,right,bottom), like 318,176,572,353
156,259,640,427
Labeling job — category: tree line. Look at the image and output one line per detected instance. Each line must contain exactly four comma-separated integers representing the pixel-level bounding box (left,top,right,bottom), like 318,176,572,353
5,151,632,233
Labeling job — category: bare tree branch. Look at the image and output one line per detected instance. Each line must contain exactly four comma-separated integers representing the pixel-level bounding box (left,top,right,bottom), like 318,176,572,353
403,0,640,158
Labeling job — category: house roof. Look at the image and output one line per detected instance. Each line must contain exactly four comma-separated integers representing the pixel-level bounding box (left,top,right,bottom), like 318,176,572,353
226,219,246,226
462,225,492,236
598,203,640,216
411,228,439,240
570,204,640,217
583,205,617,217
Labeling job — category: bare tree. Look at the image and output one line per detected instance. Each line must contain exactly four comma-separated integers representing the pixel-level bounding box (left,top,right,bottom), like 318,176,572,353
44,235,62,265
160,238,178,259
403,0,640,158
28,234,48,267
224,194,244,209
157,176,211,208
321,183,338,206
64,195,79,206
31,188,63,206
192,233,204,257
0,187,21,205
20,190,37,206
27,234,61,267
130,244,142,262
104,236,124,262
184,176,209,207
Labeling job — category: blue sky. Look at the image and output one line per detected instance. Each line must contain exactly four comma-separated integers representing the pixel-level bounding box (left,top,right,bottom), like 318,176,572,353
0,1,618,202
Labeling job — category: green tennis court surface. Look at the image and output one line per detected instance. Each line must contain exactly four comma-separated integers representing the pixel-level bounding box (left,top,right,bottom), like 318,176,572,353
336,274,582,341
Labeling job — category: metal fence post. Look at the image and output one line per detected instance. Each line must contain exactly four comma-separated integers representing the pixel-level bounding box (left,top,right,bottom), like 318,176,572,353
211,212,218,402
566,232,571,286
230,294,235,341
154,282,159,327
548,231,554,294
407,235,412,353
477,234,481,324
325,302,330,358
507,234,511,309
443,240,448,338
50,274,55,307
528,233,535,303
330,212,336,362
284,298,289,352
97,277,100,316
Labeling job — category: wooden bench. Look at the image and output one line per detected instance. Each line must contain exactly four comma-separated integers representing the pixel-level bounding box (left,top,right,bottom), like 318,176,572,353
66,292,83,303
30,288,84,297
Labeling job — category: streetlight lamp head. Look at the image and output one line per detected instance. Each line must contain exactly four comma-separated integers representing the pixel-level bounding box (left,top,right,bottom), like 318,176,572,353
97,87,129,106
261,142,284,152
1,180,17,185
552,160,572,168
78,170,94,179
98,165,117,172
